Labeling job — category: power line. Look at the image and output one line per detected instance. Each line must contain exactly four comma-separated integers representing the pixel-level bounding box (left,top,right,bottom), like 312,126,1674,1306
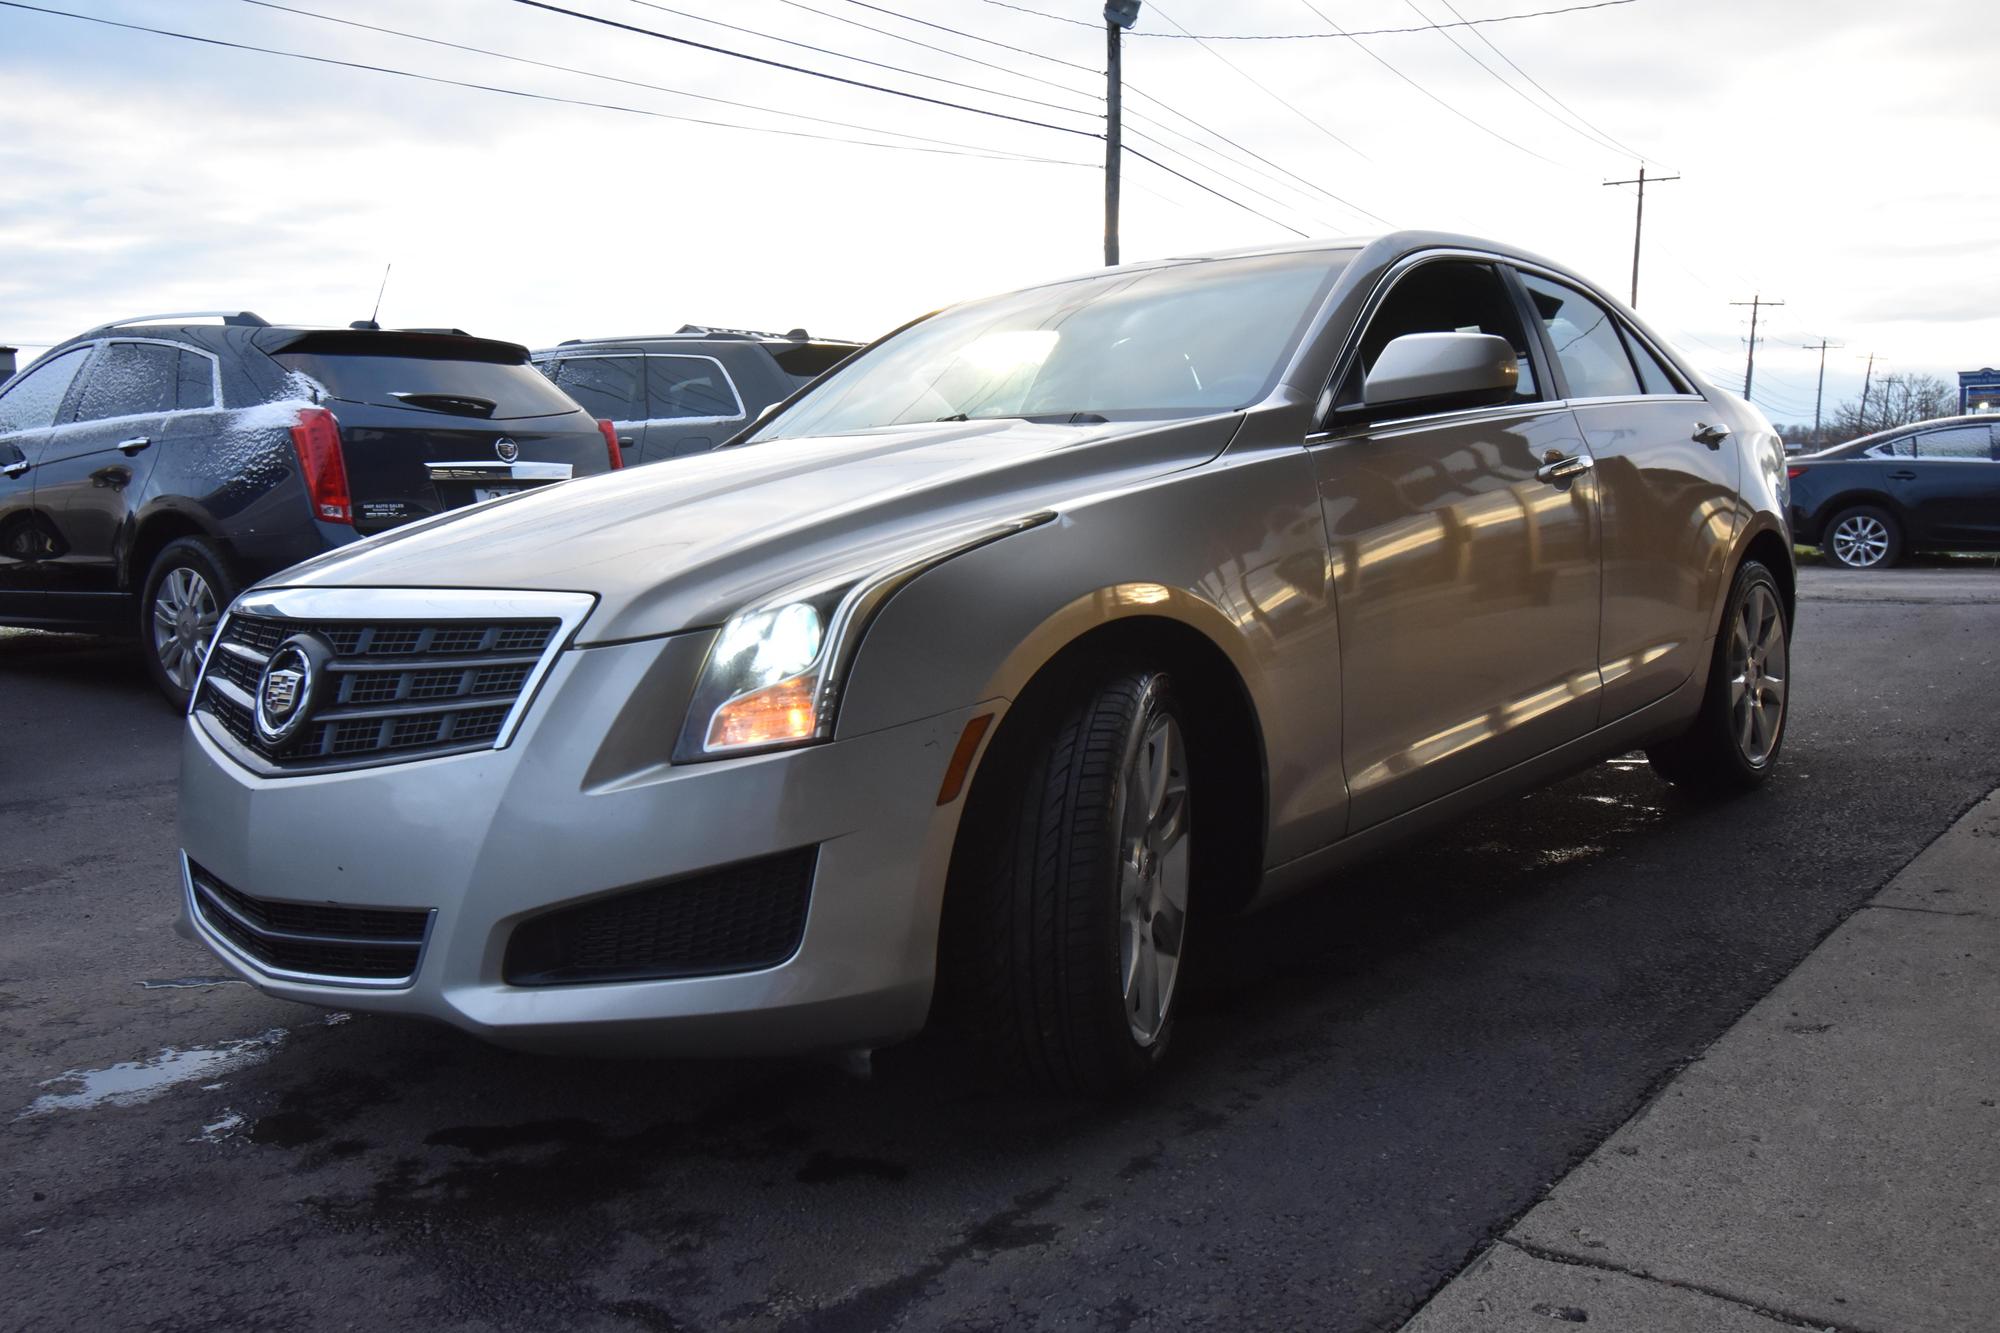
232,0,1065,162
836,0,1390,225
981,0,1642,40
773,0,1096,109
0,0,1097,166
1427,0,1663,168
1399,0,1636,165
1125,146,1307,238
619,0,1096,123
505,0,1099,141
1148,3,1369,162
1294,0,1571,171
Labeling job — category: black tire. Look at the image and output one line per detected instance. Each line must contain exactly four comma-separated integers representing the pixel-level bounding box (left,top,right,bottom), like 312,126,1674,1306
1646,559,1789,794
944,667,1193,1095
139,536,238,709
1823,503,1903,570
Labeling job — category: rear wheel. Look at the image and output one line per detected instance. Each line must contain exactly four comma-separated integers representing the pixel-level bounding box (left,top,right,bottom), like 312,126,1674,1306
946,667,1192,1094
1647,559,1789,793
140,537,237,709
1825,504,1901,569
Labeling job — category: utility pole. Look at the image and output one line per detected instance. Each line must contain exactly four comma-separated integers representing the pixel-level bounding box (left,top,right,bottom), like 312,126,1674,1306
1603,162,1680,308
1730,294,1784,402
1857,352,1878,430
1802,338,1842,445
1103,2,1141,266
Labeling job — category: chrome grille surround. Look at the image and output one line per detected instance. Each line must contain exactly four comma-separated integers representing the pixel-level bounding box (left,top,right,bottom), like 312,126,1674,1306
190,587,595,777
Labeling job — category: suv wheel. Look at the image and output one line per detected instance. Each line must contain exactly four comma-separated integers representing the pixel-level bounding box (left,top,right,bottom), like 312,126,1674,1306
1825,504,1901,569
948,668,1193,1094
141,537,237,708
1647,559,1789,793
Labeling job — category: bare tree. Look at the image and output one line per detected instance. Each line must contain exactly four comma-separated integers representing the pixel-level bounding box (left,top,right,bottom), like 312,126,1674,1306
1829,372,1959,440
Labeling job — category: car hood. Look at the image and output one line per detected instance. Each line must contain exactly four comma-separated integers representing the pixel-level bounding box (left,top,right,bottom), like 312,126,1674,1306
265,413,1243,643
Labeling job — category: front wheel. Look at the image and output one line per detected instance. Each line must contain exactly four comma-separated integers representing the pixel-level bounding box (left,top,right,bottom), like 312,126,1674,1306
946,668,1193,1094
140,537,237,709
1647,559,1789,793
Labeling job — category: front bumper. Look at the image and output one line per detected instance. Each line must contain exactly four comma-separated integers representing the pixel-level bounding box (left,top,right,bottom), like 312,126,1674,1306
177,632,996,1055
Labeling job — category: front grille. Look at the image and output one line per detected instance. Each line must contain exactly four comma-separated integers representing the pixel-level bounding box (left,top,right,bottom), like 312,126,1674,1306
503,848,817,986
188,860,431,984
195,613,559,774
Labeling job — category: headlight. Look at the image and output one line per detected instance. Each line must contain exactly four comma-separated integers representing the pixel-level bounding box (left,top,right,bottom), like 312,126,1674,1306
677,592,841,760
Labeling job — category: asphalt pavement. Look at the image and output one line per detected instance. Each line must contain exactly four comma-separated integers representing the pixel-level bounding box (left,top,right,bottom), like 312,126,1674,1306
4,562,1999,1333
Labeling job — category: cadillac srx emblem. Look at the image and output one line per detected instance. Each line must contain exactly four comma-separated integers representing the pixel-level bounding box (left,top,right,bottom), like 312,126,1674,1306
254,634,331,745
494,437,520,463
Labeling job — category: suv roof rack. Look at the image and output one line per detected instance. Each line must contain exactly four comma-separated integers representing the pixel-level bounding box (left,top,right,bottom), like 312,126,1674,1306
558,325,848,347
89,310,271,333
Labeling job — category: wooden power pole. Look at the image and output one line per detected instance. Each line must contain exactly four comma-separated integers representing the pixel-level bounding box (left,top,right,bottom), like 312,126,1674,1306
1104,2,1141,266
1604,163,1680,308
1731,294,1784,402
1802,338,1842,444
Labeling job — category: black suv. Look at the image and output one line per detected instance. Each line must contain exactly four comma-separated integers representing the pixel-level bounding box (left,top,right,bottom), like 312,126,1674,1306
533,326,858,466
0,313,620,703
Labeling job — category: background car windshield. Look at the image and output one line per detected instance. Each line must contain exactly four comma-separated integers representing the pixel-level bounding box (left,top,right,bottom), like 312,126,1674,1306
754,249,1351,440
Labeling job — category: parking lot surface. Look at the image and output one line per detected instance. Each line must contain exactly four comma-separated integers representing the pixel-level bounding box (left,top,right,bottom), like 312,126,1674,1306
5,563,1998,1332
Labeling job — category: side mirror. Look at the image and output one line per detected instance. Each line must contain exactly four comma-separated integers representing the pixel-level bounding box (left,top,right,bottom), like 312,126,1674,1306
1362,332,1519,409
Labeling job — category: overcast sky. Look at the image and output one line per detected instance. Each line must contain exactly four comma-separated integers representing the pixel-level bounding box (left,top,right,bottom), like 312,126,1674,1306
3,0,1995,426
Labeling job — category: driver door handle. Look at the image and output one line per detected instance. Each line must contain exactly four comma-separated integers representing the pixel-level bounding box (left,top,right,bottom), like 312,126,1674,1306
1536,452,1594,483
117,436,153,455
1,459,28,478
1693,422,1731,448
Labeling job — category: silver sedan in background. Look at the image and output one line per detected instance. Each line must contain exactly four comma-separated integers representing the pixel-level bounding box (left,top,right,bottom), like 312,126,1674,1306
177,232,1792,1093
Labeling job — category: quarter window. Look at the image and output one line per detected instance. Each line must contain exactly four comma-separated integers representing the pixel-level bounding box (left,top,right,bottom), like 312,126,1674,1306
1619,326,1685,395
1517,273,1642,400
74,342,178,421
553,356,644,422
176,349,216,410
647,356,742,420
1862,437,1915,459
0,346,91,434
1914,424,1994,460
1340,260,1540,409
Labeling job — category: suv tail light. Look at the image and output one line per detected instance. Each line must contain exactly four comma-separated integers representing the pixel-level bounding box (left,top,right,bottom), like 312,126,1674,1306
1787,465,1808,480
597,419,624,471
290,408,352,523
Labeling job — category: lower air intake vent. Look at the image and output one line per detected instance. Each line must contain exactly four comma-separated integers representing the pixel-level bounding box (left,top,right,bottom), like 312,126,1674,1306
503,848,816,986
188,860,432,984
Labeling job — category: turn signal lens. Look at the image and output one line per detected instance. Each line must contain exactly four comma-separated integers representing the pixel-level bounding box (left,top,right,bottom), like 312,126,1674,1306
705,673,819,751
290,407,352,524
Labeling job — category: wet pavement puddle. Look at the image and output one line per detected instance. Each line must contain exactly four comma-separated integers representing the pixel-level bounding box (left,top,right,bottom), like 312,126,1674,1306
17,1028,287,1118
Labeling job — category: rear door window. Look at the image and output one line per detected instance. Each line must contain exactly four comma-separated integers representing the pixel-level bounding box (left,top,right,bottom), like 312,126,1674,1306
647,356,743,420
1914,425,1994,460
552,356,645,422
74,342,178,421
272,349,582,421
0,346,91,434
1517,273,1642,400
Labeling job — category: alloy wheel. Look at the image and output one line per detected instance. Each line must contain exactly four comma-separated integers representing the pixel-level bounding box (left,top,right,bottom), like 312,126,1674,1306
1830,514,1889,568
152,565,218,692
1117,711,1190,1047
1727,582,1788,767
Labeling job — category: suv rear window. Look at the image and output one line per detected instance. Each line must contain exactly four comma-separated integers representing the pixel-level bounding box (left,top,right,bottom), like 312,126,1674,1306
772,342,856,385
272,347,581,421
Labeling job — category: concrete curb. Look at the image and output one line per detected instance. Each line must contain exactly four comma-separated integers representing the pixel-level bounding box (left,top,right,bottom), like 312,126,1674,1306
1400,789,2000,1333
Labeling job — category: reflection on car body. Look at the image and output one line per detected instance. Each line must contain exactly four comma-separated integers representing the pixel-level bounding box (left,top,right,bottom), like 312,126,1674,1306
177,232,1795,1093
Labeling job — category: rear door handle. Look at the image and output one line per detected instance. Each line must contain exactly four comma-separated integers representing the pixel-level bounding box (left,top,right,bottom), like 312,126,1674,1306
116,436,153,455
1888,469,1918,480
1536,453,1594,483
1,459,28,478
1693,422,1731,448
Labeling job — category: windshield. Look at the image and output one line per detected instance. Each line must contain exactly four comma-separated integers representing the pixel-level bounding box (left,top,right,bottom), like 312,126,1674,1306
752,249,1352,441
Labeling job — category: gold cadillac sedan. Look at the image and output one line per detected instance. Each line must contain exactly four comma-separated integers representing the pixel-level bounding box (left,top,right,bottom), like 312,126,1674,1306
178,232,1792,1092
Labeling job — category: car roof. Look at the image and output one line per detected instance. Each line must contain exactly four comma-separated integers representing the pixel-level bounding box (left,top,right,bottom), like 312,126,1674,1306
1813,414,1998,455
544,328,860,354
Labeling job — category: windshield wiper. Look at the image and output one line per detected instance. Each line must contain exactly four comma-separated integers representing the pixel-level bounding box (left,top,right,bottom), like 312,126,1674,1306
934,411,1110,425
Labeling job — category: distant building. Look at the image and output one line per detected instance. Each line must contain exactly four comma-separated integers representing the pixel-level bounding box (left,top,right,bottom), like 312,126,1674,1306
1962,367,2000,414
